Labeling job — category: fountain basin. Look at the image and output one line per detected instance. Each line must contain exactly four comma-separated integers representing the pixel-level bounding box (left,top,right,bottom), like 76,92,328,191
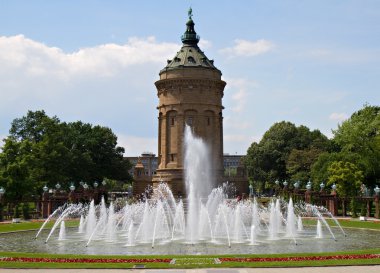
0,227,378,255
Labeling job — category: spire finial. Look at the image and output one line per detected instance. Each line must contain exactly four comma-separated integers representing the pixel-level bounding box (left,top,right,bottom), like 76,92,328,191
188,7,193,20
181,7,199,45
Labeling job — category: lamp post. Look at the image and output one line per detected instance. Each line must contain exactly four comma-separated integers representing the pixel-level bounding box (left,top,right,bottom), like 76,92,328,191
0,187,5,222
320,182,325,192
375,185,380,219
42,185,50,218
375,185,380,196
283,180,288,188
306,181,312,191
83,182,89,190
93,181,99,188
294,181,300,190
249,184,253,198
55,183,61,192
69,183,75,203
274,179,280,196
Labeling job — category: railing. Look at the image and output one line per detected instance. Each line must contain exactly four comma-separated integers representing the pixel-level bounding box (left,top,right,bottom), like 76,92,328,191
181,33,200,41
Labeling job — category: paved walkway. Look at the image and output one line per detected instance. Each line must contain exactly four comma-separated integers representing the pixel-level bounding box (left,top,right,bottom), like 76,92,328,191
1,266,380,273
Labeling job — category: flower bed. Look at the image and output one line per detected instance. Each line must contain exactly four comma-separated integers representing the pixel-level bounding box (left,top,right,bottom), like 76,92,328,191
0,257,171,263
0,253,379,264
219,254,380,263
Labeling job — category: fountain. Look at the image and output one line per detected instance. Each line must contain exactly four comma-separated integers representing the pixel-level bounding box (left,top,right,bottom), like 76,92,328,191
58,221,66,240
12,125,377,255
316,220,323,239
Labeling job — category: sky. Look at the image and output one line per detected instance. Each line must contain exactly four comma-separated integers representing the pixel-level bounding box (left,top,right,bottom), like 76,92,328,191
0,0,379,156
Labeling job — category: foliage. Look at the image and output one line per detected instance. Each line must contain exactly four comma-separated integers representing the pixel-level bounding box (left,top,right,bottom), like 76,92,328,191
13,205,20,218
327,161,363,197
310,151,364,191
286,147,324,186
332,104,380,186
22,203,30,220
327,161,364,217
0,110,132,204
244,121,330,189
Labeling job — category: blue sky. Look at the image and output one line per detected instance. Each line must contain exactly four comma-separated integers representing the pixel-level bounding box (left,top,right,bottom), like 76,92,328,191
0,0,379,155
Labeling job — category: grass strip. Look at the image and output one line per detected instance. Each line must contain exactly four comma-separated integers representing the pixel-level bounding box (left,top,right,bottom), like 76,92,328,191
0,249,379,268
0,220,78,233
302,218,380,230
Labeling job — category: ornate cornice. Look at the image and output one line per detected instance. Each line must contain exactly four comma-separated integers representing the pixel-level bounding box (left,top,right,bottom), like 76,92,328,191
155,78,226,97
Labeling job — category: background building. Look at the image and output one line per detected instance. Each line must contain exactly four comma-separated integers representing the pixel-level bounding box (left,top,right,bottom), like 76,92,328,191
126,153,248,197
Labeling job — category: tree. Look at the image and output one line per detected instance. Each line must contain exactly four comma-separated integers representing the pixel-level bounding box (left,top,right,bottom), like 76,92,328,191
332,104,380,186
244,121,330,190
327,161,363,217
286,147,323,185
0,110,132,203
0,139,35,204
310,151,364,191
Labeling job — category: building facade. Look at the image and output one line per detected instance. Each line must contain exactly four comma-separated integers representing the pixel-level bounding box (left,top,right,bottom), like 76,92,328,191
127,153,247,198
152,10,226,194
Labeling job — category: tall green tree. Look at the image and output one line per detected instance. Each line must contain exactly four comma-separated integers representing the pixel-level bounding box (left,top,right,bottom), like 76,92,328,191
327,161,363,217
244,121,330,189
0,110,132,203
332,104,380,186
286,147,323,184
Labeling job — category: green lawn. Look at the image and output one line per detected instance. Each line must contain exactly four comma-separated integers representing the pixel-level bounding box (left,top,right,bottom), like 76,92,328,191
302,218,380,230
0,219,78,233
0,218,379,268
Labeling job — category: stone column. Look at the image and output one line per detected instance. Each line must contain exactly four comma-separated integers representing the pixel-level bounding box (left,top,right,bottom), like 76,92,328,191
366,200,372,218
305,190,312,204
328,193,338,216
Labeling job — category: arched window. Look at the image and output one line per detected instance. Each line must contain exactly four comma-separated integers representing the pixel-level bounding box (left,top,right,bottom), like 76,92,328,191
187,56,196,64
187,117,193,126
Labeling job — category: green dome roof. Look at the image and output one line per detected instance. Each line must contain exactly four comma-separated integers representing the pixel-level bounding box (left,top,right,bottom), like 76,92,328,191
163,46,218,71
161,8,220,73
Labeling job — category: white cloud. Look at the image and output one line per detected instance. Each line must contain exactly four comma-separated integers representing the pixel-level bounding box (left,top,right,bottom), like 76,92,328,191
329,112,348,122
224,78,258,113
219,39,275,58
0,35,179,79
117,134,157,156
198,39,212,50
0,35,181,154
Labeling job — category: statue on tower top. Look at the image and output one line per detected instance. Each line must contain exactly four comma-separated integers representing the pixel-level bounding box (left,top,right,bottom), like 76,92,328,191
188,7,193,19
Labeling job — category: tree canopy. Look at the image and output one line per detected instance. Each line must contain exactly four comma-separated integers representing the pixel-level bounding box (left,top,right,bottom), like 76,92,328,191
0,110,132,203
332,105,380,184
244,104,379,196
244,121,330,189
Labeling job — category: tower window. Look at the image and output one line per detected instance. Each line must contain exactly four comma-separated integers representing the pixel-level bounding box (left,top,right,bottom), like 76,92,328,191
171,117,175,126
207,117,210,126
187,56,196,63
187,117,193,126
170,154,176,162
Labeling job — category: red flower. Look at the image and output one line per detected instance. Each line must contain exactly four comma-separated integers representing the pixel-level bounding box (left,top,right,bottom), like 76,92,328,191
0,257,171,263
219,254,380,263
1,254,379,264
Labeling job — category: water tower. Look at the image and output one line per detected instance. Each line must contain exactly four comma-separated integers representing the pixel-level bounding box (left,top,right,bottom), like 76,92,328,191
153,9,226,195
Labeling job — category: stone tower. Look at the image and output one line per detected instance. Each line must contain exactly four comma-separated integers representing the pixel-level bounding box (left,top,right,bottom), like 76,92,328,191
153,10,226,195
